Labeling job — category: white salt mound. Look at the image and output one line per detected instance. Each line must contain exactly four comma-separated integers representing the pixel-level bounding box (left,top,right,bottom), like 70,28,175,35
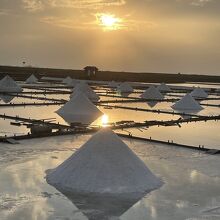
26,74,38,84
172,93,203,111
157,83,171,92
0,75,23,92
190,87,208,98
141,86,164,100
117,82,133,93
109,81,118,88
70,82,100,101
46,128,162,195
56,92,103,125
62,76,72,84
62,76,78,87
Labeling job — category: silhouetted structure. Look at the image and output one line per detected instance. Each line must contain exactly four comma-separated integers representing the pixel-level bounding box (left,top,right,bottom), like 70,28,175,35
84,66,98,78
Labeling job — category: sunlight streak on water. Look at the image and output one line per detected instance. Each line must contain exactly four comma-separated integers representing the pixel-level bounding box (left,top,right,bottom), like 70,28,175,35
101,114,109,127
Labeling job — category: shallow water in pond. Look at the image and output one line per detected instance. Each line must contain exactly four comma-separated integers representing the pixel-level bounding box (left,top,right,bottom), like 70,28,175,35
0,135,220,220
0,82,219,220
1,95,219,149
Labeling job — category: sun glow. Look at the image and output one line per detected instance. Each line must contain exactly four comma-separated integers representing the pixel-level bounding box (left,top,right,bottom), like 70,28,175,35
101,14,117,27
97,13,122,30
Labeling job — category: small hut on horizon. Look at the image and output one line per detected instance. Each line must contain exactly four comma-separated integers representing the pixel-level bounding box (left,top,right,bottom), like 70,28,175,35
84,66,98,79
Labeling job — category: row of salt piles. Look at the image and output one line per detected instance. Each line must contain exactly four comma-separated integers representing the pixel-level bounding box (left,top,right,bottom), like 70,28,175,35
52,78,163,198
59,77,207,118
172,86,208,111
140,84,207,111
56,80,102,125
109,81,171,95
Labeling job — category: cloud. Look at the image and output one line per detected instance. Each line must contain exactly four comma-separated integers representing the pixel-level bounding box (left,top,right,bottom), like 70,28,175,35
22,0,44,12
0,9,10,16
48,0,126,8
41,16,93,30
22,0,126,12
191,0,212,7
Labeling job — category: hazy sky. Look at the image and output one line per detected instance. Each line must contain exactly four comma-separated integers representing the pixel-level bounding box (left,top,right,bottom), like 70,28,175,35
0,0,220,75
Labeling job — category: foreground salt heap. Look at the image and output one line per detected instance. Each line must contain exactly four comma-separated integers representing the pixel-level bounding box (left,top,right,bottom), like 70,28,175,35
0,75,23,92
46,128,162,195
157,83,171,92
190,87,208,98
56,92,103,125
26,74,38,84
117,82,133,93
70,82,99,101
141,86,164,100
172,93,203,111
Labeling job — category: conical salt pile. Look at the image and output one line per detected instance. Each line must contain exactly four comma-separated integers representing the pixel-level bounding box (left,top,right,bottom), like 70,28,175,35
117,82,133,93
109,81,118,88
190,87,208,98
157,83,171,92
172,93,203,111
26,74,38,84
141,86,164,100
0,75,23,92
62,76,72,84
56,92,103,125
46,128,162,195
62,77,77,87
70,82,99,102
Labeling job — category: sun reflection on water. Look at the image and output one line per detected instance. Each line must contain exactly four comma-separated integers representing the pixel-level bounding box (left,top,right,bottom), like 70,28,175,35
101,114,109,127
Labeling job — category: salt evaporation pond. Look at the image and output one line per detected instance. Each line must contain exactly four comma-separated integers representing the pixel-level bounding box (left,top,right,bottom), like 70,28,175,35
1,96,219,149
0,135,220,220
0,82,220,219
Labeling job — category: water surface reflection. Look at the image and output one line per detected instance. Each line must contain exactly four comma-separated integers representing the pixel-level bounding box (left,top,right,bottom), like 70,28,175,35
0,135,219,220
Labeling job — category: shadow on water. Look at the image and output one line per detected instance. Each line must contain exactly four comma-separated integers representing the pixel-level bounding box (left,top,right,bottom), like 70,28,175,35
146,101,158,108
56,188,147,220
176,109,202,119
119,92,132,98
0,94,15,103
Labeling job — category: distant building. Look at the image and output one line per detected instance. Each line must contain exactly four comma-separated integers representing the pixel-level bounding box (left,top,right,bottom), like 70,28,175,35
84,66,98,78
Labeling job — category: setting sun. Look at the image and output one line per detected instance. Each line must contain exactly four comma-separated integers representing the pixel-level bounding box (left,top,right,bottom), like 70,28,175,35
100,14,118,27
97,13,122,30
